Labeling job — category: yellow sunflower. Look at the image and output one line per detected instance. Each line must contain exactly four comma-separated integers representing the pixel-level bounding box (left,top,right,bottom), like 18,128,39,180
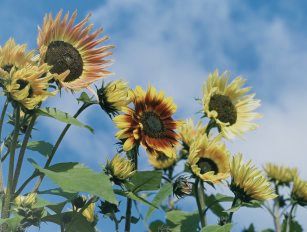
292,177,307,206
113,86,181,158
148,152,177,170
106,154,135,181
230,154,277,202
0,38,35,75
3,63,55,110
178,118,205,153
264,163,298,185
37,10,113,91
187,134,230,183
202,70,261,139
73,196,96,223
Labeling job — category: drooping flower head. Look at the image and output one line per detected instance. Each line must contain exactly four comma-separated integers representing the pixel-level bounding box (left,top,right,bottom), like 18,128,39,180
2,64,56,110
178,118,206,158
292,177,307,206
230,154,277,202
202,70,261,139
148,152,177,170
113,86,181,158
38,10,113,91
105,154,135,183
187,134,230,184
264,163,298,186
97,80,131,117
0,38,35,75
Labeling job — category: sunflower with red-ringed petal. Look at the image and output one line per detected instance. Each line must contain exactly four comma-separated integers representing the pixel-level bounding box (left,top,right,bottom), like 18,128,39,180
37,10,113,91
113,86,181,158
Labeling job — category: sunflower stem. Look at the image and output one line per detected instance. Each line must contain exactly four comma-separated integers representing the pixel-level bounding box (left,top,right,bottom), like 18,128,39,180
2,105,20,221
273,184,282,232
194,177,206,228
286,203,296,232
228,196,239,223
124,145,138,232
205,119,216,136
12,113,37,194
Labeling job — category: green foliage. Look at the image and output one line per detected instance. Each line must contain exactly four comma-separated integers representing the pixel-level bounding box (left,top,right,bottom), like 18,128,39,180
29,160,117,204
39,188,78,200
243,224,256,232
166,210,199,232
204,194,232,217
0,216,23,231
26,141,53,157
201,224,232,232
36,107,94,133
127,170,162,192
145,182,173,221
281,217,303,232
114,189,158,208
77,92,97,105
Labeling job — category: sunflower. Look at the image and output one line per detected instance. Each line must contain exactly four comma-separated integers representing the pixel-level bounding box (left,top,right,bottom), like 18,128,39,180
230,154,277,202
37,10,113,91
113,86,181,158
187,134,230,184
264,163,298,186
178,118,205,157
202,70,261,139
105,154,135,182
97,80,131,117
73,196,96,223
292,177,307,206
0,38,35,75
14,193,37,208
2,63,55,110
148,152,177,170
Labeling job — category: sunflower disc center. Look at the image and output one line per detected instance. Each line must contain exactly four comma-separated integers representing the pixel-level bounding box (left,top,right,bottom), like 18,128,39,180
2,64,13,73
44,41,83,83
141,112,164,138
16,79,33,97
197,157,218,174
209,94,237,125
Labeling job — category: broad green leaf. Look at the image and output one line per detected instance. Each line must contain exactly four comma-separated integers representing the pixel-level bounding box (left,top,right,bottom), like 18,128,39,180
149,220,167,232
46,201,68,214
36,108,94,133
223,205,241,213
128,171,162,192
201,224,232,232
145,182,173,220
166,210,199,232
0,216,23,231
39,188,78,200
282,218,303,232
204,194,228,218
26,141,53,157
29,160,117,204
77,92,97,104
114,189,158,208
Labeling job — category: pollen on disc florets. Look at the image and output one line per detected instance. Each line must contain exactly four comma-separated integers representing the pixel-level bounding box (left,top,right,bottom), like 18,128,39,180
209,94,237,125
141,111,165,138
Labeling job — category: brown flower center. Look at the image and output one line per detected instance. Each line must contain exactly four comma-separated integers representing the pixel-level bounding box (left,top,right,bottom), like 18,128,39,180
44,41,83,83
17,79,33,97
197,157,218,174
209,94,237,125
141,111,165,138
2,64,13,73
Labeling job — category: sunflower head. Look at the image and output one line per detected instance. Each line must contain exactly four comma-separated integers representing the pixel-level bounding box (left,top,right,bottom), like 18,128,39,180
15,193,37,208
148,152,177,170
97,80,131,117
38,10,113,91
173,175,193,198
72,195,87,209
230,154,277,202
202,70,261,139
291,177,307,206
105,154,135,183
0,38,35,75
113,86,181,158
2,63,56,110
187,134,230,184
264,163,298,186
178,118,206,158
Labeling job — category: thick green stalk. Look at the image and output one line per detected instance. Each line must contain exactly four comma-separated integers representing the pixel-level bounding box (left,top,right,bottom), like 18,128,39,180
273,185,281,232
286,204,296,232
124,146,138,232
11,113,37,193
228,197,239,223
2,106,20,220
194,178,206,228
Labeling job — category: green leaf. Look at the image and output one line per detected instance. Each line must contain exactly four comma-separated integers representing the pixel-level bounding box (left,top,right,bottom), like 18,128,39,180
77,92,97,104
166,210,199,232
26,141,53,157
29,160,117,204
39,188,78,200
128,171,162,192
0,216,23,231
201,224,232,232
149,220,167,232
282,217,303,232
223,205,241,213
204,194,228,218
114,190,158,208
243,223,256,232
261,229,274,232
36,108,94,133
145,182,173,221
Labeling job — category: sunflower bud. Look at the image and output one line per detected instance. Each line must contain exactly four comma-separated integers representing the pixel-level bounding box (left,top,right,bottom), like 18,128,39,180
148,153,177,170
72,196,97,225
97,80,131,117
15,193,37,208
105,154,135,184
173,175,193,198
72,195,87,209
291,177,307,206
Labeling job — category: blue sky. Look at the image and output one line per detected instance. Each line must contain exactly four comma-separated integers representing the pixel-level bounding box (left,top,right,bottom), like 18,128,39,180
1,0,307,231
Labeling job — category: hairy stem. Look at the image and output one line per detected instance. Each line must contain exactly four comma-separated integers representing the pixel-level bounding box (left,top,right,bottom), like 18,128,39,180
194,178,206,228
2,106,20,220
124,146,138,232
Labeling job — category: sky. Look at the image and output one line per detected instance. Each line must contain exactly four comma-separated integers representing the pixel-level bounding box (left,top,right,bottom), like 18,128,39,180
1,0,307,231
